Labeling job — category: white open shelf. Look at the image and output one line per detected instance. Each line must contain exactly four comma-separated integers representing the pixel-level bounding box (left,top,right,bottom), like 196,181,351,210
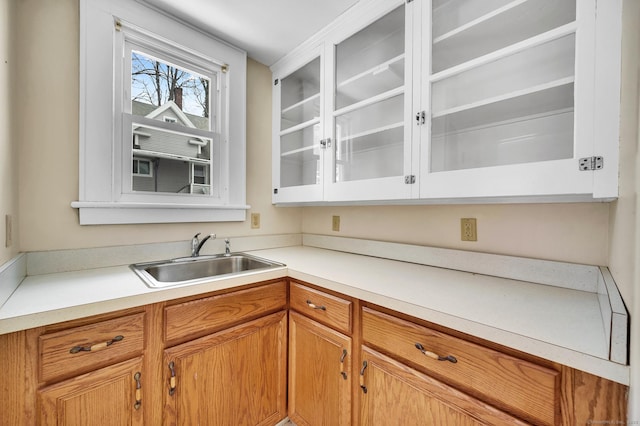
432,81,574,136
281,93,320,115
433,76,575,119
431,0,576,73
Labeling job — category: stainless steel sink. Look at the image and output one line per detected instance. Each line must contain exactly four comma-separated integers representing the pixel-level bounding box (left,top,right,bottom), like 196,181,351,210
130,253,285,288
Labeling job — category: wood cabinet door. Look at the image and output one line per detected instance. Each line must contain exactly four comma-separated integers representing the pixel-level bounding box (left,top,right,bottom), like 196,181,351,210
38,357,144,426
163,311,287,426
288,311,352,426
359,347,528,426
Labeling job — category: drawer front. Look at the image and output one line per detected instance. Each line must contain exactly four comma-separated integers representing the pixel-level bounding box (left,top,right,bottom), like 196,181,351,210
40,312,145,383
362,307,559,426
290,282,352,334
164,281,287,343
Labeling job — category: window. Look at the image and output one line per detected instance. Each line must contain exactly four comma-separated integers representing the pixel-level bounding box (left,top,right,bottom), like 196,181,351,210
133,158,153,177
73,0,247,224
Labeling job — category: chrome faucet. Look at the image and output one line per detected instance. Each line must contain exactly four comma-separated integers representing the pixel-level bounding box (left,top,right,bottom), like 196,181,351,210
191,233,216,257
224,238,231,256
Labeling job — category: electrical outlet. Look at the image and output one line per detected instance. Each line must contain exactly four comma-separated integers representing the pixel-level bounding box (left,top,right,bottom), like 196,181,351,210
251,213,260,229
460,218,477,241
5,214,12,248
332,215,340,232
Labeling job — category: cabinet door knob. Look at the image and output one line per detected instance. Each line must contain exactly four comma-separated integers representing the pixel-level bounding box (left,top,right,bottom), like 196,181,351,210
415,343,457,363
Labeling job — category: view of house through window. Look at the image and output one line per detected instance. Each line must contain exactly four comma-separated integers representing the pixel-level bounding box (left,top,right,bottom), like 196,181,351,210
130,50,215,195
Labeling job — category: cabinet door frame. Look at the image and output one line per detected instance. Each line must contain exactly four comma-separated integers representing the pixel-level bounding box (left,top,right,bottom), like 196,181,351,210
163,311,287,426
359,346,527,426
288,311,352,426
272,43,326,203
38,357,144,426
323,0,419,202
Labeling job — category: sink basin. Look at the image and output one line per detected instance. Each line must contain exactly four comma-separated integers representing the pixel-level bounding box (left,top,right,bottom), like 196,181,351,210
130,253,285,288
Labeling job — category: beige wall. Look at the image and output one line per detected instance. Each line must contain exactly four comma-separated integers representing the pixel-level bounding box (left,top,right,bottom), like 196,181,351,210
13,0,301,253
608,0,640,417
302,203,609,265
0,0,18,265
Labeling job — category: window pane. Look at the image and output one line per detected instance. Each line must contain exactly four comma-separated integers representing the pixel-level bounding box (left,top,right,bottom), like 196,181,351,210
132,123,212,195
131,51,212,131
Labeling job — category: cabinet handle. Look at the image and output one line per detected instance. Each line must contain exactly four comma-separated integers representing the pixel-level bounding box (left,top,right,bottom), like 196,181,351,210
133,372,142,410
359,360,368,394
414,343,457,363
340,349,348,380
168,361,177,396
306,300,326,311
69,335,124,354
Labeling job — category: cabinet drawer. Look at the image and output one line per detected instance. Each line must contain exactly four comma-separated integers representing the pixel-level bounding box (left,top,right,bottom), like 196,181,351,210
164,281,287,343
290,282,352,334
362,307,559,425
39,312,145,383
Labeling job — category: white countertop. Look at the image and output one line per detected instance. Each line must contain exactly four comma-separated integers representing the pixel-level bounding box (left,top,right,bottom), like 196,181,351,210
0,244,629,385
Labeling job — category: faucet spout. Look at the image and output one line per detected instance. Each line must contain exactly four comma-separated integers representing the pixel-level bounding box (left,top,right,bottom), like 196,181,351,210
191,233,216,257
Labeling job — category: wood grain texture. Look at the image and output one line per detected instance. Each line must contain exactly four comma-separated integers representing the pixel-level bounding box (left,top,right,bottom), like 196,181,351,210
0,329,39,426
561,366,628,425
360,346,528,426
163,311,287,426
288,311,352,426
362,307,559,425
290,281,353,334
38,357,144,426
39,312,145,383
164,281,287,344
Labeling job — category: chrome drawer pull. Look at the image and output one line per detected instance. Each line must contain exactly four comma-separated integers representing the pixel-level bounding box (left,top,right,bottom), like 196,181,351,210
415,343,457,363
69,335,124,354
306,299,326,311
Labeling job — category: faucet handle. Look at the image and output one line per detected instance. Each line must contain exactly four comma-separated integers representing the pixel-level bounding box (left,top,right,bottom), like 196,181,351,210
193,232,201,240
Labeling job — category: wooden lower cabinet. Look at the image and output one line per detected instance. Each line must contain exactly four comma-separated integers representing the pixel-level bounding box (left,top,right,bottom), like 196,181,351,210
38,357,144,426
0,279,629,426
163,310,288,426
359,347,526,426
288,311,352,426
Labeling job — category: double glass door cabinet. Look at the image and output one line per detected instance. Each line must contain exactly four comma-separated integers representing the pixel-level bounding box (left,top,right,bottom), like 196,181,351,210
272,0,621,204
272,0,415,203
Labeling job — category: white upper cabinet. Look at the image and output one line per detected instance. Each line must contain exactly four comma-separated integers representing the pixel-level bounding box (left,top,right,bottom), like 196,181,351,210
420,0,620,201
272,0,622,204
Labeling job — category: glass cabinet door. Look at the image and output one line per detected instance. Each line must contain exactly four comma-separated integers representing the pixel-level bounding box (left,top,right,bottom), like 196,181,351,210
274,55,324,202
422,0,591,199
329,4,414,200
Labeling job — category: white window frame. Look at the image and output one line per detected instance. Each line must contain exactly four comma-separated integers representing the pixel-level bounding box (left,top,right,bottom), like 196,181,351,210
132,158,153,177
73,0,248,224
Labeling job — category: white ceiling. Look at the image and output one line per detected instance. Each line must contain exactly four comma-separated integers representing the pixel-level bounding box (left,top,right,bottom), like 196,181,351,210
141,0,360,66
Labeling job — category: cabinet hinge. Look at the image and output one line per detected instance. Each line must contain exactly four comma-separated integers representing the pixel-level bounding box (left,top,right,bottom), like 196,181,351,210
273,188,279,194
415,111,425,125
274,79,279,86
405,175,416,184
320,138,332,149
579,156,604,171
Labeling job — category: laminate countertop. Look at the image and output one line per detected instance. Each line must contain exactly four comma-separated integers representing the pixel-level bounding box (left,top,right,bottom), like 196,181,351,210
0,242,629,385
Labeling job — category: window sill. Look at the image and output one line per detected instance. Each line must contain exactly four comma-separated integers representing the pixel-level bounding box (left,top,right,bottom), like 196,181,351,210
71,201,249,225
